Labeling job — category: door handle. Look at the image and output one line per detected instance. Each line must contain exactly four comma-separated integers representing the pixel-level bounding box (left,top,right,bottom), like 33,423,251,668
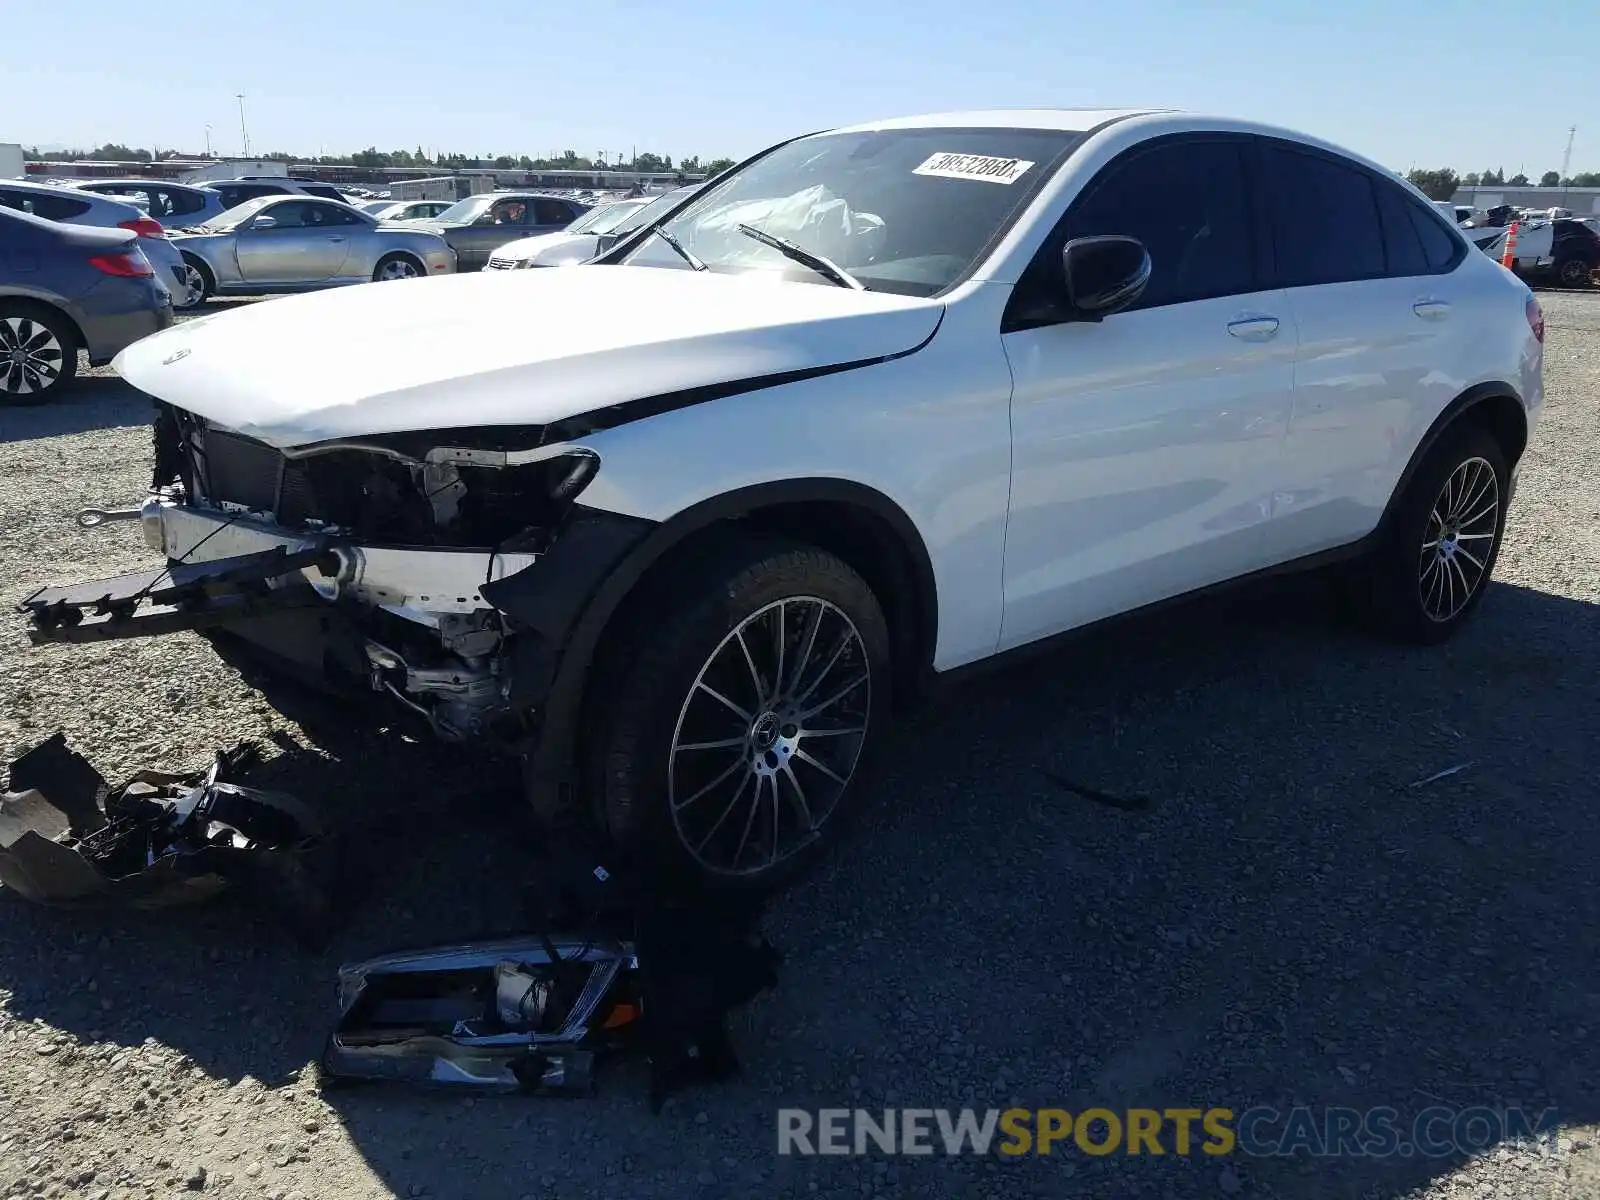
1413,299,1450,320
1227,315,1280,341
326,236,346,243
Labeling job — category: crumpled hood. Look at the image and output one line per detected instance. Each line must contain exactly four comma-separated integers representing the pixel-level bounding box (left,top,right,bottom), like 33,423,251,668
113,266,943,447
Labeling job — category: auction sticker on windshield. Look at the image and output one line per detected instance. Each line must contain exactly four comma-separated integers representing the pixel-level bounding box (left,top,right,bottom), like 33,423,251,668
913,153,1035,185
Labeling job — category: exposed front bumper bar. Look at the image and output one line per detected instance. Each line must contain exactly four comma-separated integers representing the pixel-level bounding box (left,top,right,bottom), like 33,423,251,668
20,497,540,645
150,499,538,614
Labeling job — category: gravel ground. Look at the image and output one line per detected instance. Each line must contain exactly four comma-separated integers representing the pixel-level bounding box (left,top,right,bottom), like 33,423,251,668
1,294,1598,1200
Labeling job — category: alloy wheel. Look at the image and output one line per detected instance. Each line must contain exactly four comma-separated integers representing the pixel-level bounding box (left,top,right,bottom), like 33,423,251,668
0,316,65,396
1418,456,1499,622
377,259,420,281
176,263,207,309
667,597,872,877
1559,259,1590,286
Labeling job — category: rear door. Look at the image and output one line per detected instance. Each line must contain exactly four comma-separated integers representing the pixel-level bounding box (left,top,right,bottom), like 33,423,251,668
998,135,1297,648
1259,139,1469,558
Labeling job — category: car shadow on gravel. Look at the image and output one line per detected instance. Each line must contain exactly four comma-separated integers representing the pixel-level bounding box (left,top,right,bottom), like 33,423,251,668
0,375,152,444
1,575,1595,1199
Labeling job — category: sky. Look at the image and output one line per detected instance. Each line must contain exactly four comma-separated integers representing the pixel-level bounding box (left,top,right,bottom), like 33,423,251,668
5,0,1597,175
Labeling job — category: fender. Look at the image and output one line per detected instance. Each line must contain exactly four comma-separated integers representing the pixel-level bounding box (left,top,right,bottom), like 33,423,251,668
1375,380,1527,538
500,477,939,821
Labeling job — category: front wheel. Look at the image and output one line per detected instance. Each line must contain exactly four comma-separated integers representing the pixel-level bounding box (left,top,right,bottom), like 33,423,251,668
174,256,211,311
373,253,423,282
585,537,891,894
1344,426,1509,644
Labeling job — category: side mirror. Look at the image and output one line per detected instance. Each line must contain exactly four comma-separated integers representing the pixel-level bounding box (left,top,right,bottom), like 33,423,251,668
1061,235,1151,319
250,215,278,230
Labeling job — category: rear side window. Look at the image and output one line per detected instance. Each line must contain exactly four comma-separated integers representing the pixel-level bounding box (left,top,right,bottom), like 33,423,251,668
1263,145,1384,286
534,198,573,225
165,188,207,216
0,190,91,221
1375,185,1429,276
1053,139,1257,309
1408,204,1462,271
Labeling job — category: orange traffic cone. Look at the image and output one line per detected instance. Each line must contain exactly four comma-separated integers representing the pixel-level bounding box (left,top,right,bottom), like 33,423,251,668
1500,221,1520,270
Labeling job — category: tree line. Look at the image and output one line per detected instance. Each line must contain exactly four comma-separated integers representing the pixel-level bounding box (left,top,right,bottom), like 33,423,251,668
23,143,737,176
1406,166,1600,200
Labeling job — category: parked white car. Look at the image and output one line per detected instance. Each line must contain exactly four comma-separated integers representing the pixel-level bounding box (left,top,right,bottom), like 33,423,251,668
26,108,1544,894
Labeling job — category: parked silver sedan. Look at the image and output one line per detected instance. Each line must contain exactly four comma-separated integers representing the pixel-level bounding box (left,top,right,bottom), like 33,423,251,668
168,194,456,310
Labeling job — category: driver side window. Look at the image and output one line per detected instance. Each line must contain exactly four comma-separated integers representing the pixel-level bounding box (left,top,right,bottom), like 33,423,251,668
1010,138,1259,326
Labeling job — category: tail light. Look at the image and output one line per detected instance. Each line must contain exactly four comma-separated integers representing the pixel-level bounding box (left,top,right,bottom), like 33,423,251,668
88,249,155,278
118,217,166,239
1525,294,1545,343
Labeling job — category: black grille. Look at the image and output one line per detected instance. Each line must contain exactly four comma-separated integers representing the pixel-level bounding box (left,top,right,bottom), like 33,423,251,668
197,428,283,511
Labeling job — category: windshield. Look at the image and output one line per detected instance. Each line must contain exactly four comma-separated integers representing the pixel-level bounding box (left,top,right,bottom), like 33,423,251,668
614,188,699,237
571,199,650,234
433,194,496,224
622,128,1082,295
197,196,278,231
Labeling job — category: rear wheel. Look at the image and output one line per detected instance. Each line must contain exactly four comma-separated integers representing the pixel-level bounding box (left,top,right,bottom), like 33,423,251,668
584,536,891,894
1556,255,1594,287
373,253,423,282
0,304,76,405
1344,426,1508,643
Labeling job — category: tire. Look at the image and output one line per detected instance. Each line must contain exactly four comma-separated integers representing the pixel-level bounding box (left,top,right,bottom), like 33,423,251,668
0,302,77,405
584,535,892,895
1555,256,1593,288
1344,425,1509,644
372,253,424,283
176,255,212,311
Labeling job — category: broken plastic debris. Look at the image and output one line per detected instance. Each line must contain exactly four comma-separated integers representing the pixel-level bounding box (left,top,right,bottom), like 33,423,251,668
0,733,334,942
321,845,781,1108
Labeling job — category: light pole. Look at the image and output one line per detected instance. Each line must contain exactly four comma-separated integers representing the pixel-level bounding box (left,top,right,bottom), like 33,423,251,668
204,124,213,157
236,93,250,158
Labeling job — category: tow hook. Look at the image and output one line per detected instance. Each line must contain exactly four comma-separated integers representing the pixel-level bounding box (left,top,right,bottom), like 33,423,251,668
76,508,141,527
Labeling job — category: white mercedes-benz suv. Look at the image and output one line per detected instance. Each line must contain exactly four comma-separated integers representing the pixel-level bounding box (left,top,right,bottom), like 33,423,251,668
24,108,1545,893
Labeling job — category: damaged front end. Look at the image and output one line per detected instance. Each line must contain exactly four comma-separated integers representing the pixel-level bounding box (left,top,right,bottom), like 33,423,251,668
20,403,649,746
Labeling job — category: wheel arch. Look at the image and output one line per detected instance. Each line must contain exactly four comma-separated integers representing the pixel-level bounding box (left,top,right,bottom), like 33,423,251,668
0,293,87,353
512,477,939,822
1378,381,1528,537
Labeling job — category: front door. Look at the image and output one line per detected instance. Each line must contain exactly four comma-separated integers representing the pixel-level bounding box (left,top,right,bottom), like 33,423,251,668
235,200,350,284
998,135,1297,650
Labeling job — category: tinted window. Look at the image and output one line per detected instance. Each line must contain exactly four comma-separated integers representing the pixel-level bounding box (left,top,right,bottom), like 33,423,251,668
1054,139,1256,309
1263,145,1384,286
1375,184,1428,277
0,190,91,221
166,188,207,216
534,198,573,225
1408,205,1462,271
309,202,364,226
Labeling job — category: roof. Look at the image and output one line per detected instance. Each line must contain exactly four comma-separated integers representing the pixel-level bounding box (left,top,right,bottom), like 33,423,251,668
826,107,1169,134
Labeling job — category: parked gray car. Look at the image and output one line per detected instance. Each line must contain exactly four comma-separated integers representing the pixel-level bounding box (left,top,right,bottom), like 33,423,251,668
0,205,173,403
0,179,191,306
167,194,456,309
408,191,591,270
67,178,230,231
371,200,456,222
